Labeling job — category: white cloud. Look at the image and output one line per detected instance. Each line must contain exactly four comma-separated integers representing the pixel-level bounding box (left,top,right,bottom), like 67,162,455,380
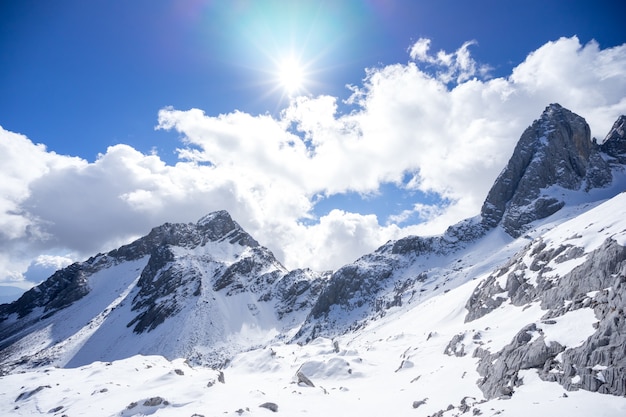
1,36,626,286
408,37,492,83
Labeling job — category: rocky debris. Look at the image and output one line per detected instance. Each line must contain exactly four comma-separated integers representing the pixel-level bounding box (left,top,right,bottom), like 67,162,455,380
468,236,626,398
259,402,278,412
124,397,170,415
480,103,613,237
218,371,226,384
15,385,51,402
444,333,467,357
296,371,315,387
412,398,427,408
142,397,169,407
475,324,566,399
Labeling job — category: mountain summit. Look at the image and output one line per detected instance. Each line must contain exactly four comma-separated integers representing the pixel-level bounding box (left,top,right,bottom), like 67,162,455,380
480,103,615,236
1,105,625,415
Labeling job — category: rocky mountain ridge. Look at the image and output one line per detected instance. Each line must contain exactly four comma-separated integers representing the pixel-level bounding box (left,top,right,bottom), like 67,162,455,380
1,104,625,407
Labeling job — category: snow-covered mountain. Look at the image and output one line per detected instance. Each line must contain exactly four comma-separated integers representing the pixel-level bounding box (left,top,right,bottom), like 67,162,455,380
1,104,626,416
0,210,326,369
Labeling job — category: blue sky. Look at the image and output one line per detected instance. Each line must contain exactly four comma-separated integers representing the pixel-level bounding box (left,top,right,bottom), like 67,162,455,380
1,0,626,300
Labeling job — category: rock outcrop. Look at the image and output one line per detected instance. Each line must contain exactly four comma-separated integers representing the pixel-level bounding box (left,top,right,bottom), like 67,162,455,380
467,235,626,398
600,115,626,164
480,103,613,237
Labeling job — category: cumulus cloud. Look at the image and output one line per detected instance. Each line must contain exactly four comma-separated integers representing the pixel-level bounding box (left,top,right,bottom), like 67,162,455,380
1,36,626,290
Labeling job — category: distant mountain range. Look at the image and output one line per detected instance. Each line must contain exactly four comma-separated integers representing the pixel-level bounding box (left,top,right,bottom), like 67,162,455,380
1,104,625,416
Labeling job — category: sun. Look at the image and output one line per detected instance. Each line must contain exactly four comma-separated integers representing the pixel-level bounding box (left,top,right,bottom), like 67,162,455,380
277,56,306,96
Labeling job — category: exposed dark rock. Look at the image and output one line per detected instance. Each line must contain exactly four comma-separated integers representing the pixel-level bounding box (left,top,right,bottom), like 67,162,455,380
469,237,626,398
600,115,626,164
0,263,90,322
481,103,613,237
412,399,427,408
296,371,315,387
444,333,467,357
476,323,565,399
15,385,51,402
143,396,169,407
259,402,278,412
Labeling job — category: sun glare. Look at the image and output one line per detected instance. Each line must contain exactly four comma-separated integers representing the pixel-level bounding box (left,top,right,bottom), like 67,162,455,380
277,57,305,95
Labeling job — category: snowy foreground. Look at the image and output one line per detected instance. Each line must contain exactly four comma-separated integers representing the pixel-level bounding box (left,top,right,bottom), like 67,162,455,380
3,278,625,417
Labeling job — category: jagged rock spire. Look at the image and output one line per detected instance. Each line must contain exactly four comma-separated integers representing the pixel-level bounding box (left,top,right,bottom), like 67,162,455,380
600,115,626,164
480,103,613,237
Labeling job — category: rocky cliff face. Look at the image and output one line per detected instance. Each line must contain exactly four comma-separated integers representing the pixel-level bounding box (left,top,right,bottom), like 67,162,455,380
600,115,626,165
480,103,614,237
296,217,486,341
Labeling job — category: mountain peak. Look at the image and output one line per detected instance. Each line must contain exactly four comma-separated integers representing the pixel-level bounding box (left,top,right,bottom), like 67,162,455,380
600,114,626,164
480,104,613,237
196,210,259,247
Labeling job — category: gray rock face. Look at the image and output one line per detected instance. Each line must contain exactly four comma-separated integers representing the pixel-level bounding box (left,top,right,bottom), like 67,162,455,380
600,115,626,164
296,218,485,341
480,104,613,237
467,237,626,398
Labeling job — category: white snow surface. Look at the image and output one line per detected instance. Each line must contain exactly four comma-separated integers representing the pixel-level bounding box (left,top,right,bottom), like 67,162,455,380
2,193,626,415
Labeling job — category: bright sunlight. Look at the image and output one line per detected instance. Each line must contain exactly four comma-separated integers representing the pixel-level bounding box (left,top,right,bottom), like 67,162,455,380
277,57,305,95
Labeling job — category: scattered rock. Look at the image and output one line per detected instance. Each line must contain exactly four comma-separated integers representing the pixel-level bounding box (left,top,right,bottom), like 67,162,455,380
296,371,315,387
15,385,51,402
259,402,278,412
143,396,169,407
218,371,226,384
412,399,427,408
444,333,466,357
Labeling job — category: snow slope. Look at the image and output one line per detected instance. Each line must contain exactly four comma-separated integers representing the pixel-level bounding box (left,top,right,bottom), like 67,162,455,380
3,193,626,416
